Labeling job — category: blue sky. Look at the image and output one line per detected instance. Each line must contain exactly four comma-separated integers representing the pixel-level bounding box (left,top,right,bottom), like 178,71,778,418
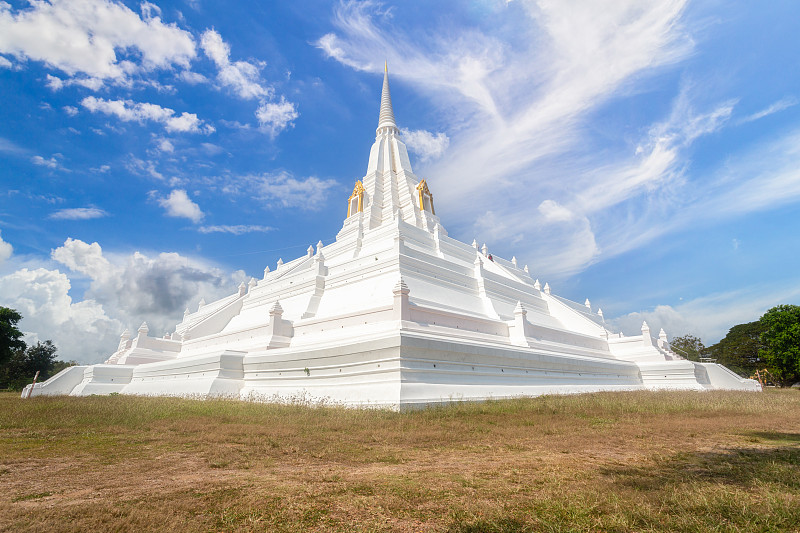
1,0,799,363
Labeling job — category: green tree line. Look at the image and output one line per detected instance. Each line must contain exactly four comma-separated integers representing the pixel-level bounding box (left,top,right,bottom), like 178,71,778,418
0,307,77,390
671,304,800,386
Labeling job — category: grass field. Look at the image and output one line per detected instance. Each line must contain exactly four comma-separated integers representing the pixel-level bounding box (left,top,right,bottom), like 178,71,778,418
1,389,799,532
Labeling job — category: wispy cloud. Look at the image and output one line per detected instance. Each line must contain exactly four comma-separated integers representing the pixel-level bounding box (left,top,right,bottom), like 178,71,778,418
611,282,800,343
49,207,109,220
198,224,275,235
317,0,693,279
400,128,449,162
738,97,797,125
216,171,339,210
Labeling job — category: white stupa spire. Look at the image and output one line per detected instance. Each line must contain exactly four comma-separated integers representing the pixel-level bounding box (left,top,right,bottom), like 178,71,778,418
377,61,397,133
336,63,447,237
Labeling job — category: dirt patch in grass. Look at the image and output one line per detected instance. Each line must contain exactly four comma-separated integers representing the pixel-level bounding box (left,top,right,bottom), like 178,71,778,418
1,389,799,532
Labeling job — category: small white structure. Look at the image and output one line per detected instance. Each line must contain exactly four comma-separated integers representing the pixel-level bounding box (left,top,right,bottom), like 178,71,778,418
24,67,759,407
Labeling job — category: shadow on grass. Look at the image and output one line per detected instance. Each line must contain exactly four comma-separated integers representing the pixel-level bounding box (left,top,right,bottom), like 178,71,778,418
603,445,800,492
745,431,800,444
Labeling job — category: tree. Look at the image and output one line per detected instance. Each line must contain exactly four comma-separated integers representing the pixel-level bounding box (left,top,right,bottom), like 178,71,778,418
670,335,705,361
0,307,26,367
0,341,61,390
759,304,800,386
706,321,766,377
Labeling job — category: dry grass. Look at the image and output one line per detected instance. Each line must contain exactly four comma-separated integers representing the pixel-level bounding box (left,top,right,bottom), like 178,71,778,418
1,389,799,532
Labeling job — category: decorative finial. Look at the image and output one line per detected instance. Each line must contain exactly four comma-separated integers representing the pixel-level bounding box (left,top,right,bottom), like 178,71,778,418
269,300,283,315
597,308,604,319
511,256,517,267
238,281,247,296
263,266,270,279
641,321,650,331
472,239,478,249
277,258,283,268
659,328,668,341
533,279,541,290
138,322,149,336
524,265,529,273
481,243,488,256
307,245,314,257
198,298,205,309
543,282,551,294
584,298,591,309
514,301,526,315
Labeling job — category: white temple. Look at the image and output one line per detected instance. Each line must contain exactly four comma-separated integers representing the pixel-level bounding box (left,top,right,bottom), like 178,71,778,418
24,66,759,406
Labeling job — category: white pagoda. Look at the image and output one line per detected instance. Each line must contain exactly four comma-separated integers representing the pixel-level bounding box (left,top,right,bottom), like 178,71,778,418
24,67,759,406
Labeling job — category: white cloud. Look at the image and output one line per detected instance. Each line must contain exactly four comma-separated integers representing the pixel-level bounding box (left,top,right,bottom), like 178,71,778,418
0,235,250,364
0,230,12,265
255,97,299,137
63,105,78,116
81,96,214,133
46,238,246,359
316,0,693,280
739,97,797,125
0,0,195,88
178,70,207,85
0,267,124,364
126,155,164,180
31,155,60,169
49,207,109,220
200,29,270,100
0,55,11,68
219,171,338,210
400,128,449,161
610,283,800,344
156,138,174,153
198,224,275,235
156,189,204,222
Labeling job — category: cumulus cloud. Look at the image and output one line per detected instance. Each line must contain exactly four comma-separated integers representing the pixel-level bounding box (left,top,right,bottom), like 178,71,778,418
255,97,299,138
0,55,11,68
49,207,109,220
31,154,61,169
0,237,249,363
0,267,124,364
81,96,214,134
0,0,196,88
198,224,275,235
0,230,12,265
400,128,449,161
49,238,246,348
156,189,204,222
